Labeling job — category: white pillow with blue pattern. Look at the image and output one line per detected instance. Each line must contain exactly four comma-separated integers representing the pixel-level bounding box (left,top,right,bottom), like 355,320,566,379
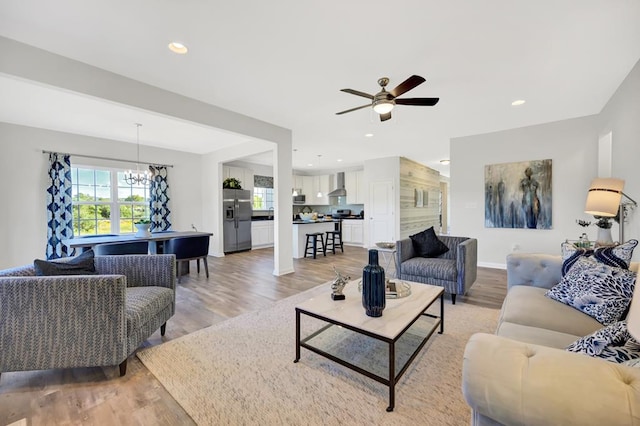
567,320,640,363
546,256,637,325
560,239,638,276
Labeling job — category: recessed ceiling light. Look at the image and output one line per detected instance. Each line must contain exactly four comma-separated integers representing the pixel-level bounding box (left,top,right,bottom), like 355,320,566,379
168,42,188,54
511,99,526,106
364,133,374,138
440,159,450,165
307,163,313,167
337,159,343,162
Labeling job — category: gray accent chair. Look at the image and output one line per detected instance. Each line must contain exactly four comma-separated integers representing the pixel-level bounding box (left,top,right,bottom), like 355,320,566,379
395,235,478,304
0,254,176,378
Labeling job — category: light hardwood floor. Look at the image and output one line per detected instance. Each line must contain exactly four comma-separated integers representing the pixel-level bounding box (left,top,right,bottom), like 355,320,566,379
0,246,507,425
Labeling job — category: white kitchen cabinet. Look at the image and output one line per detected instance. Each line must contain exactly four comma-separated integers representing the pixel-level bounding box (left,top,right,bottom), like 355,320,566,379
312,174,333,205
251,221,274,248
345,170,365,204
342,220,364,246
224,166,254,198
292,175,304,192
301,176,314,201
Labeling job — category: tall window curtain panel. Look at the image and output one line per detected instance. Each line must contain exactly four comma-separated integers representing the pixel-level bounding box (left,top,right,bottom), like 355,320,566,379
149,165,172,231
46,153,75,259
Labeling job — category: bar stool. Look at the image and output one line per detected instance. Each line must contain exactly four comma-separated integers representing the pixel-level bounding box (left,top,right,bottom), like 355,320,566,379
304,232,326,259
325,220,344,254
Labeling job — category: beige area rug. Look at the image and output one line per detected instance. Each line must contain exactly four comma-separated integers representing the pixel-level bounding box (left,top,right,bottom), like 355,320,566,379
137,284,499,426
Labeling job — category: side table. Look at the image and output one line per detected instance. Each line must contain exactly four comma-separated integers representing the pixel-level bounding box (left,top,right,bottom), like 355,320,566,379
377,246,398,278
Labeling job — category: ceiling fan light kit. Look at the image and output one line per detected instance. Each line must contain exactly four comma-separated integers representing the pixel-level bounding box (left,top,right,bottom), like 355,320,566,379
337,75,439,122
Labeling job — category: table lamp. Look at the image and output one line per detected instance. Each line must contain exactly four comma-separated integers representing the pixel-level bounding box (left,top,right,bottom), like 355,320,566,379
585,178,637,243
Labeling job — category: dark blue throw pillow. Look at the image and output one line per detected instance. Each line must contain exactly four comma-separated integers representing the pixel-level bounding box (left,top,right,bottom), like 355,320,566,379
34,249,97,276
409,227,450,258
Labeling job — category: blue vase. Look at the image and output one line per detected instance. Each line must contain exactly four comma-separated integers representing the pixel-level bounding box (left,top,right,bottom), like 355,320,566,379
362,249,386,317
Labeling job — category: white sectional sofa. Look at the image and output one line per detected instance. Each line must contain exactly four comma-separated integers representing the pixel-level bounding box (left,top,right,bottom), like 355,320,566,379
462,253,640,426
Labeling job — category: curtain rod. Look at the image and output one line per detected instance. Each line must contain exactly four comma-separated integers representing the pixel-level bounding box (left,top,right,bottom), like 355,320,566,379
41,150,174,168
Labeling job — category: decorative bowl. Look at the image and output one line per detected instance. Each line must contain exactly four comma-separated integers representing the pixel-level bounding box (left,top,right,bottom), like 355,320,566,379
299,213,314,221
375,242,395,249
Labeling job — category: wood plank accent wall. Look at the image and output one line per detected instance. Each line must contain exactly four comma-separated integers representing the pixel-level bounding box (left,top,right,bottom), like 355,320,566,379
399,157,441,239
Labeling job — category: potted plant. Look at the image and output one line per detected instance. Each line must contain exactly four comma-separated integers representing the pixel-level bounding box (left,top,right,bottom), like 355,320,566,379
134,218,152,238
223,177,242,189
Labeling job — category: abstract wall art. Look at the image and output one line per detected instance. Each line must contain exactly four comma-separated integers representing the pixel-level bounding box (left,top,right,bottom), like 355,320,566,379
484,159,552,229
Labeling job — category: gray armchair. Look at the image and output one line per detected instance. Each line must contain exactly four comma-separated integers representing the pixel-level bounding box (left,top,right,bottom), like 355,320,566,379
395,235,478,304
0,254,176,378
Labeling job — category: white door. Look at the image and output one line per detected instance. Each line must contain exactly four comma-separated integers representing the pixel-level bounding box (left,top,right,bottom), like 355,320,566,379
369,180,394,244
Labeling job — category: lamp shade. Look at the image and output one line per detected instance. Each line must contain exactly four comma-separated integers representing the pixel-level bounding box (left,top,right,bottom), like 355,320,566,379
584,178,624,217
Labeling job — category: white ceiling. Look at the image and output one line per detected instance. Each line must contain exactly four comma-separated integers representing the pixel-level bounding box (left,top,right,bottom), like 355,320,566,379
1,1,639,175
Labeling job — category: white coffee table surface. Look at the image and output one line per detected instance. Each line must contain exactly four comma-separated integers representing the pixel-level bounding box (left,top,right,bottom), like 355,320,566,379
296,280,443,340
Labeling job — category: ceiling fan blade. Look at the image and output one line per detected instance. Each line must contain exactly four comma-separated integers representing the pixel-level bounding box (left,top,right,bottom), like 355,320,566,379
340,88,375,100
395,97,440,106
379,112,392,122
336,104,371,115
389,75,426,98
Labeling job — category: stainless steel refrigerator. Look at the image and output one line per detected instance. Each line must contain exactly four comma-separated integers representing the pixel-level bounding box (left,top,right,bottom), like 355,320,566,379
223,189,252,253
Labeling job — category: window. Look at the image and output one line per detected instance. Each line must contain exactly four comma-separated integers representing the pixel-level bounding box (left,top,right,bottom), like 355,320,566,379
71,166,150,236
253,187,275,210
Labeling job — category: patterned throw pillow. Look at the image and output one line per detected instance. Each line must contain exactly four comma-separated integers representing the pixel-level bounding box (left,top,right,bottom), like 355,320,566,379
594,239,638,269
409,227,450,258
546,256,637,325
567,321,640,363
560,239,638,276
561,242,593,276
33,249,97,276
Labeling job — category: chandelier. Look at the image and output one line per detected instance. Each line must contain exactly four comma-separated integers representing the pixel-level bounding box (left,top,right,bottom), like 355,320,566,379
124,123,151,186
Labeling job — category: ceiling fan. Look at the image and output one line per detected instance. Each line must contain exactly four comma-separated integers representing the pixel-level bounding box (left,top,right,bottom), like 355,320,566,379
336,75,439,122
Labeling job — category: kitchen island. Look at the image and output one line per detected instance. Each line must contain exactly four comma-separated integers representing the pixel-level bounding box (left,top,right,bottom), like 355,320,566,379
292,219,339,259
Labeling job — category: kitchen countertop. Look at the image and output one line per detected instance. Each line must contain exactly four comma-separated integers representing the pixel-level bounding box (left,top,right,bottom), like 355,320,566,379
292,219,339,224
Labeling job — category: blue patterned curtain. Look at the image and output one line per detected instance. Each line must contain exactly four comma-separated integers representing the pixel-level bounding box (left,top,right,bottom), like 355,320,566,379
149,165,171,231
46,153,74,259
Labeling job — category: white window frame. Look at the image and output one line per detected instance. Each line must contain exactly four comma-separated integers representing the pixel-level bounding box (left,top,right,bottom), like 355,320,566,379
71,165,150,235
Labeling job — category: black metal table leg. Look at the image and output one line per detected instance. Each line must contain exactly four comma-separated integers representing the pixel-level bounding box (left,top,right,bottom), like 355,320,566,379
294,309,301,363
387,341,395,412
439,292,444,334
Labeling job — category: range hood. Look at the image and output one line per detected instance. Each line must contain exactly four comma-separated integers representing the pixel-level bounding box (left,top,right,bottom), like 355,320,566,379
327,172,347,197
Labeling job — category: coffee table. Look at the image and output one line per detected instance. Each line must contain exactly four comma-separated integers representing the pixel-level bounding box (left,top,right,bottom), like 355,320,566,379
294,280,444,412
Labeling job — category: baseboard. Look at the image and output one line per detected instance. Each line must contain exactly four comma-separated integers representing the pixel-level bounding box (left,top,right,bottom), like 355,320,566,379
478,261,506,270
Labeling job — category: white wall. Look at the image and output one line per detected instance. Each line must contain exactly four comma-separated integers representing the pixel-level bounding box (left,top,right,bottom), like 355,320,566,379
598,58,640,243
450,116,599,267
0,123,202,269
451,57,640,268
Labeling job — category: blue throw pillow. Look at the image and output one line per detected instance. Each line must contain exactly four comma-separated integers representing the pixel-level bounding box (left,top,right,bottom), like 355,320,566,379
546,256,636,325
560,242,593,276
567,320,640,363
409,227,449,258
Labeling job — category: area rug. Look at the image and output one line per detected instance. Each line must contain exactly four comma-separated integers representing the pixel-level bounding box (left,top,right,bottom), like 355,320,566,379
137,284,499,425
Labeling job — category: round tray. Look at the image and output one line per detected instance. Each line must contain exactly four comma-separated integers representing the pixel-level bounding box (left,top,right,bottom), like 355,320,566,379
355,279,412,299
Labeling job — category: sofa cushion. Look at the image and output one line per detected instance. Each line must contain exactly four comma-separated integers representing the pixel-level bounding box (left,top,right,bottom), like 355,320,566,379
409,227,449,258
545,257,636,325
500,286,603,337
33,249,97,276
496,321,581,349
401,257,457,281
126,286,174,334
566,320,640,363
